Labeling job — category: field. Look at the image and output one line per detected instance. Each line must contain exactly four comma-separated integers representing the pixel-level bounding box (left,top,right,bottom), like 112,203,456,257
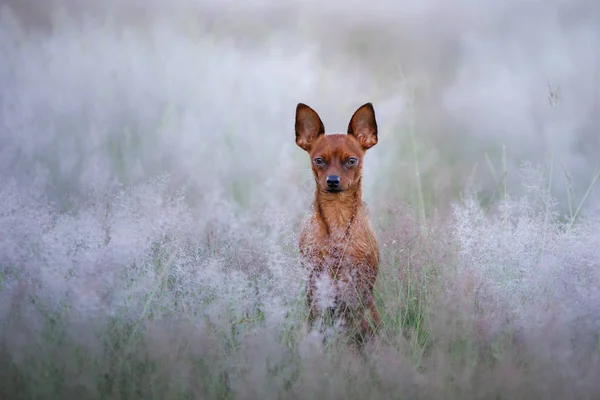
1,1,599,399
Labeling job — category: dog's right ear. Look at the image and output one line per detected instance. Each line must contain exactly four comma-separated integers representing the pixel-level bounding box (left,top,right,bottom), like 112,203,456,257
295,103,325,152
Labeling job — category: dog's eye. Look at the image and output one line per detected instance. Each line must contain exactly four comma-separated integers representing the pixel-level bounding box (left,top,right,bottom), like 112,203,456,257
346,157,358,166
314,157,325,166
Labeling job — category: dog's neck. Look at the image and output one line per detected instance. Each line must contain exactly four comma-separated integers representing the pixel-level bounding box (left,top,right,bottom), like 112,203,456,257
313,181,362,237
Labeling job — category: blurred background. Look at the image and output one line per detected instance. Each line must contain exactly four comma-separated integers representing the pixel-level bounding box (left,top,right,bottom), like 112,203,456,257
1,0,598,218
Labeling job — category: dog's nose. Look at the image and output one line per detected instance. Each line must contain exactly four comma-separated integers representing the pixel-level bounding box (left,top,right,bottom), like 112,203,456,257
326,175,341,188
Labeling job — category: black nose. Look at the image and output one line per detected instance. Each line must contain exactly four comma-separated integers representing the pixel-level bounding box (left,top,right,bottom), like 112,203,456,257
326,175,341,188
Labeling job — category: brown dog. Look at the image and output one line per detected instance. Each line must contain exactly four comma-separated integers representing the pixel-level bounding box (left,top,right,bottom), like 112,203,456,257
295,102,381,345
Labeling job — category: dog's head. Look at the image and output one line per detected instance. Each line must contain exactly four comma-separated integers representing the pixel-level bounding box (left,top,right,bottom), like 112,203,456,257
295,103,378,193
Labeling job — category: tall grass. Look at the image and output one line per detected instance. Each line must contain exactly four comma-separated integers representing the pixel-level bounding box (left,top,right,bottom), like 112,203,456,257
2,164,599,399
1,2,599,399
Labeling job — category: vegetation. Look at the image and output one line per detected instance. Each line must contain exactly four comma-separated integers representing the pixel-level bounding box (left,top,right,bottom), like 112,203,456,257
1,2,598,399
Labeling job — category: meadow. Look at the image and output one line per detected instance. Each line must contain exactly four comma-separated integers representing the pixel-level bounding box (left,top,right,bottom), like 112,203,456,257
1,1,599,399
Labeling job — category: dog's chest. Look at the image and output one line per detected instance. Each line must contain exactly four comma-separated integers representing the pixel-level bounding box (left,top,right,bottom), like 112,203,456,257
299,215,377,274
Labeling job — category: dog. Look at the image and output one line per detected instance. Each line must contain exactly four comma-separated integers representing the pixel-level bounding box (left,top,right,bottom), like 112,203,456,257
295,102,381,345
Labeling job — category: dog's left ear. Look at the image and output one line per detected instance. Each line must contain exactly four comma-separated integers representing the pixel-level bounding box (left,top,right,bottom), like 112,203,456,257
347,103,378,149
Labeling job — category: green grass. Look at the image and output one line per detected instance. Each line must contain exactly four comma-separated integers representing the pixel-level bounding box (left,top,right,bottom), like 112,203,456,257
4,178,598,400
3,124,599,398
2,3,600,399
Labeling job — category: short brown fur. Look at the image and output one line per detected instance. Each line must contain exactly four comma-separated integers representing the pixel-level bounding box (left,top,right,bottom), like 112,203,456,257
295,102,381,345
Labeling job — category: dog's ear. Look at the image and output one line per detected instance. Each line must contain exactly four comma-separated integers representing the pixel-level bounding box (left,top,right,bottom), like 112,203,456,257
295,103,325,152
347,103,378,149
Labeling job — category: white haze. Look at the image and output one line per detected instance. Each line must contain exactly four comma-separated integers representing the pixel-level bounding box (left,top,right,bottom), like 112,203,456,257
1,0,598,210
1,1,599,398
